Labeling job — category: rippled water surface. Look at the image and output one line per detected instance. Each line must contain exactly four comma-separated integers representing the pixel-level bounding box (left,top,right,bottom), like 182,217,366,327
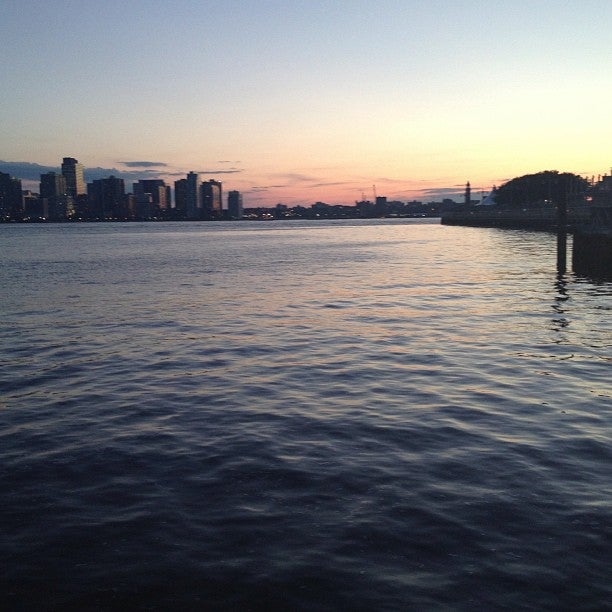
1,220,610,610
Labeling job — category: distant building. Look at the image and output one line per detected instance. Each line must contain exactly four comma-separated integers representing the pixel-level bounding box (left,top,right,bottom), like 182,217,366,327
201,179,222,219
476,186,497,207
133,179,170,217
40,171,66,200
375,196,388,216
464,181,471,206
61,157,86,198
40,171,73,219
227,190,243,219
23,190,46,219
186,172,201,219
133,190,154,219
356,199,374,218
591,175,612,207
87,176,127,219
174,178,188,218
312,202,329,215
0,172,23,219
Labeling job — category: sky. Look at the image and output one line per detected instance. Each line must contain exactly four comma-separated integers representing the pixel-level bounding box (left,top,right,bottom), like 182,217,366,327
2,0,612,207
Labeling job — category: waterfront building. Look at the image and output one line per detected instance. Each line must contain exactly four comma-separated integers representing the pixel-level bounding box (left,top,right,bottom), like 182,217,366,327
40,171,66,200
0,172,24,219
40,172,73,220
134,191,154,219
227,190,243,219
23,190,46,219
133,179,170,217
174,178,188,218
201,179,222,219
61,157,86,198
186,172,201,219
87,176,128,219
356,199,374,218
375,196,388,216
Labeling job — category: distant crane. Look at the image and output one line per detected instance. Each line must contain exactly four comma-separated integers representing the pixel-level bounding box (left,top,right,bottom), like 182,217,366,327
359,185,379,204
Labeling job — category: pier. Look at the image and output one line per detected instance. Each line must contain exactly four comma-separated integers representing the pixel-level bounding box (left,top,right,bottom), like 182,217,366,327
440,206,590,231
441,196,611,279
572,205,612,278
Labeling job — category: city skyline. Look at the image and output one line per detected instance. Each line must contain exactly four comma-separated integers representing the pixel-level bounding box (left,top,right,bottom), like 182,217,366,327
1,156,462,221
2,1,612,207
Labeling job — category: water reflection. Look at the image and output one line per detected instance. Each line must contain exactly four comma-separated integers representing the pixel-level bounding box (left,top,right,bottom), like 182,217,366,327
574,268,612,283
1,220,611,611
548,271,569,327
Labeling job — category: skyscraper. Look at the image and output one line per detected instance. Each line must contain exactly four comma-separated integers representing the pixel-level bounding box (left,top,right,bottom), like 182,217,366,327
201,179,222,219
227,190,243,220
87,176,127,219
0,172,23,220
40,171,73,219
174,178,188,218
186,172,201,219
40,172,66,200
133,179,170,217
61,157,86,198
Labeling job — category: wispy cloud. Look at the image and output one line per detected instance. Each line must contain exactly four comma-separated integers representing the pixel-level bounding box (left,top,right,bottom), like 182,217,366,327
273,172,321,184
420,187,465,196
0,160,59,180
309,181,357,189
84,166,169,182
372,177,411,185
119,161,168,168
196,168,243,175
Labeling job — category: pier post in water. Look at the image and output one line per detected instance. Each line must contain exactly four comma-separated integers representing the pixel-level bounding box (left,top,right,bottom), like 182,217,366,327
556,191,568,274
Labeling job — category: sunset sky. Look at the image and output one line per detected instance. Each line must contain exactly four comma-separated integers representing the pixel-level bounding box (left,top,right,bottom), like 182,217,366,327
2,0,612,207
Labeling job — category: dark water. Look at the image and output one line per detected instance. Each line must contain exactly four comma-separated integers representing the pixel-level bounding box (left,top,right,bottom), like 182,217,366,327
1,220,610,611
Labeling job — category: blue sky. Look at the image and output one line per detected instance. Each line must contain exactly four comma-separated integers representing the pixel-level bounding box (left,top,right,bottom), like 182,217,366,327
2,0,612,205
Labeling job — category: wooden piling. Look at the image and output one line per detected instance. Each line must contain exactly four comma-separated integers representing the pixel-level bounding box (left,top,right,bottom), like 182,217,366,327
556,192,567,274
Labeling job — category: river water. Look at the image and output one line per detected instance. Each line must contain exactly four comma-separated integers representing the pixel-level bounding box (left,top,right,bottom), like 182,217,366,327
1,219,610,610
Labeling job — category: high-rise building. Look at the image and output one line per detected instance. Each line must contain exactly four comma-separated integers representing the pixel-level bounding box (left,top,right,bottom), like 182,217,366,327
133,190,154,219
40,172,66,200
174,178,188,218
133,179,170,217
0,172,23,220
186,172,201,219
87,176,127,219
40,172,73,219
22,190,45,219
61,157,86,198
227,190,243,220
201,179,222,219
